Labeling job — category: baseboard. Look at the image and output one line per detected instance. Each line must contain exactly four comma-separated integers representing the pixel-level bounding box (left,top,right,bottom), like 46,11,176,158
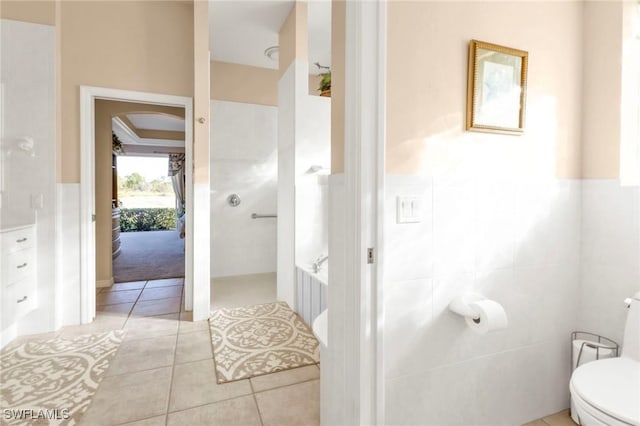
96,278,114,288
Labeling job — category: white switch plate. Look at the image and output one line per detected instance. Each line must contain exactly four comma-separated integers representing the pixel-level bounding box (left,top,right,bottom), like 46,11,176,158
396,195,422,224
31,193,44,209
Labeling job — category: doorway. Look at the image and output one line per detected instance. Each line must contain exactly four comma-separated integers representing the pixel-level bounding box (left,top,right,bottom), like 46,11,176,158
79,86,204,324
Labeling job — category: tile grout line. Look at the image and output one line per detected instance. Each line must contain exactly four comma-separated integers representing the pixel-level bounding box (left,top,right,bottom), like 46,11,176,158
251,376,320,395
119,280,149,330
164,281,191,424
248,376,265,426
164,314,180,426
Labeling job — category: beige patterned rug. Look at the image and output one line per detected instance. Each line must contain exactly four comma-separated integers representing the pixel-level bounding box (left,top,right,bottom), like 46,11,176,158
209,301,319,383
0,330,125,425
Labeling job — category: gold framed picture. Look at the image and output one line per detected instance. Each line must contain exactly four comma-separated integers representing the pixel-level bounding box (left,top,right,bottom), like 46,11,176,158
466,40,528,135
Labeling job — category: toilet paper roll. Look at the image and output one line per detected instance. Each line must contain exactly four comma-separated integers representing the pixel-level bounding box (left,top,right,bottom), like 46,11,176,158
464,300,508,334
572,339,616,369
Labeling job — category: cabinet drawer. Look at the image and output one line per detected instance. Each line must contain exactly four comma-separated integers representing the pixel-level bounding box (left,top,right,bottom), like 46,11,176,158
3,279,37,325
6,249,35,285
1,227,35,254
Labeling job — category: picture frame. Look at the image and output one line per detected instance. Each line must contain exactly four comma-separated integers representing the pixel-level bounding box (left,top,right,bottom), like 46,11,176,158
466,39,528,135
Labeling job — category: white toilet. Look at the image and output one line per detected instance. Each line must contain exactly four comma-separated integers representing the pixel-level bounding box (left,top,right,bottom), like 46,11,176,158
570,292,640,426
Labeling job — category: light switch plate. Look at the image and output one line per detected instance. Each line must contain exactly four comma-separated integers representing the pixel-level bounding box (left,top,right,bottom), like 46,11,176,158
396,195,422,224
31,193,44,209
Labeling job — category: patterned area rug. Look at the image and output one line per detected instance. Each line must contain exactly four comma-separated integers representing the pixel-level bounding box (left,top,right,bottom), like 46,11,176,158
0,331,125,425
209,302,319,383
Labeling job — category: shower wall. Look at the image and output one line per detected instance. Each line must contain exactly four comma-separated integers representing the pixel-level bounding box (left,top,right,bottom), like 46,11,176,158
209,100,278,278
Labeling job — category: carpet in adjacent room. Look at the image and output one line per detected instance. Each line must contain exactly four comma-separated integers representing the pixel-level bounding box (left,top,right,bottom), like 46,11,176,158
113,230,184,283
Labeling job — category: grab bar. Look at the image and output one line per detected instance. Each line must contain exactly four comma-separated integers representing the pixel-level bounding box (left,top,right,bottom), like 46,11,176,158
251,213,277,219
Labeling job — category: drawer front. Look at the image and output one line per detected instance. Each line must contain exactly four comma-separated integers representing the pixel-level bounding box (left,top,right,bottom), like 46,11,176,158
6,279,37,322
1,227,35,254
3,279,37,325
6,249,35,285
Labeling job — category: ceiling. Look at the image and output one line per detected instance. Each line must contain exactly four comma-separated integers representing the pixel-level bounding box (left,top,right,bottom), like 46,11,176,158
113,113,185,156
127,113,185,132
209,0,331,74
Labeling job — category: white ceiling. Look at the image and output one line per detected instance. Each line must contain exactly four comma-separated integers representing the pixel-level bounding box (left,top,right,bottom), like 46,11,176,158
126,113,185,132
209,0,331,74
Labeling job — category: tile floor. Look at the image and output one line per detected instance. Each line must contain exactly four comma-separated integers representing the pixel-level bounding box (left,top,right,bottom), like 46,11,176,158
210,272,277,311
524,409,578,426
9,277,319,426
5,275,582,426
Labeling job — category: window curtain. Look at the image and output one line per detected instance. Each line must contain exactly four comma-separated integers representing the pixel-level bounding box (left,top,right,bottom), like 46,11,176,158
168,154,185,215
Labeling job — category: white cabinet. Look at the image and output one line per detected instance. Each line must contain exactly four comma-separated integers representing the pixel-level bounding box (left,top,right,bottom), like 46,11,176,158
1,225,38,330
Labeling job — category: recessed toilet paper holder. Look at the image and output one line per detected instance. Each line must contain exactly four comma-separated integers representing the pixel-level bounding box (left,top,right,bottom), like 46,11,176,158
448,293,486,321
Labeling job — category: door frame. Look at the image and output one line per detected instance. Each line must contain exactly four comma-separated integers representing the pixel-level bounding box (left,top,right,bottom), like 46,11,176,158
342,0,387,424
79,86,194,323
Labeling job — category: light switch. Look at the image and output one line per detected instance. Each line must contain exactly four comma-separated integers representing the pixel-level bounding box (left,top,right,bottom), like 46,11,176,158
396,195,422,224
31,194,44,209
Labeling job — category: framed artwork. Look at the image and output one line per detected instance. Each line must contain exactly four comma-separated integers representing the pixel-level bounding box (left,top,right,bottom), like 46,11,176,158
466,40,528,134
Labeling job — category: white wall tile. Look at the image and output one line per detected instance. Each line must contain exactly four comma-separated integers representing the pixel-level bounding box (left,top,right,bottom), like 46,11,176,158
210,100,278,278
432,175,475,277
58,184,81,327
383,278,433,378
579,180,640,345
385,337,571,426
383,175,582,423
384,175,434,282
1,20,57,338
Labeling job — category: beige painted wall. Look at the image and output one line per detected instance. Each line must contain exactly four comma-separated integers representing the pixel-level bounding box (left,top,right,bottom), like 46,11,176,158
582,1,623,179
95,101,185,286
61,1,194,183
279,2,307,77
386,1,583,178
193,0,210,185
0,0,55,25
210,61,323,105
331,0,345,174
211,61,279,106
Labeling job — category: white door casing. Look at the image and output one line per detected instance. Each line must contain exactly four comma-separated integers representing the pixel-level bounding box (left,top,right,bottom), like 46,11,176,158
79,86,197,323
340,1,387,424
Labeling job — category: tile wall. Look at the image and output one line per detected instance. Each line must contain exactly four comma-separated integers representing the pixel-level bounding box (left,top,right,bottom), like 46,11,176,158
383,174,582,424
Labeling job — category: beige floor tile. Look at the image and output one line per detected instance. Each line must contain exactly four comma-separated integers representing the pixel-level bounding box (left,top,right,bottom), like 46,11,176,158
255,379,320,426
167,395,261,426
97,289,142,306
124,313,180,341
118,415,167,426
210,272,276,310
97,302,134,316
139,286,183,301
178,311,210,334
174,330,212,364
106,334,176,376
522,420,550,426
110,281,148,292
250,365,320,392
131,297,181,317
146,278,184,288
80,367,172,425
543,410,577,426
168,359,252,412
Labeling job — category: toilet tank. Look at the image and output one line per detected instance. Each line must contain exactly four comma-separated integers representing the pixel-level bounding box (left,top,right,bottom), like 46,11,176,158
622,292,640,361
